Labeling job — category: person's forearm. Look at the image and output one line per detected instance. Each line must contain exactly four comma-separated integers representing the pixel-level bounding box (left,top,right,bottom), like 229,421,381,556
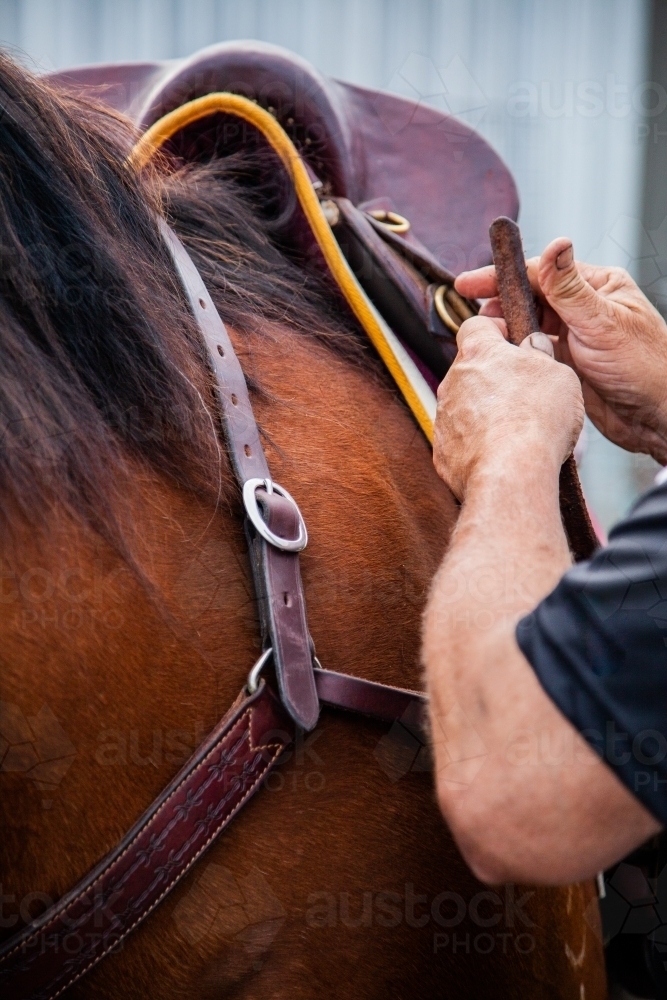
424,314,664,883
423,444,663,884
425,439,570,653
423,439,571,801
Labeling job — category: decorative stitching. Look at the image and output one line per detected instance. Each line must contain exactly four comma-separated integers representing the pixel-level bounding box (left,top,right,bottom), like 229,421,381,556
40,742,286,1000
0,696,288,974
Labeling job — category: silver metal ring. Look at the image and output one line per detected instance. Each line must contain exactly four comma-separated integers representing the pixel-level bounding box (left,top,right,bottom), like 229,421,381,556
246,647,273,694
243,477,308,552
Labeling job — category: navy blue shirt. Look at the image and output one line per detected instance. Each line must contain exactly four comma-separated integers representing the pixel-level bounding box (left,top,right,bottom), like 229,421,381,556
516,478,667,824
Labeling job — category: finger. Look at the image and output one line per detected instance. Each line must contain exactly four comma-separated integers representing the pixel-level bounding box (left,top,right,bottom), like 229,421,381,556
552,330,575,369
477,303,512,339
524,256,547,300
540,301,568,340
537,237,601,327
455,266,498,299
456,314,507,350
479,297,504,317
490,316,508,340
581,382,630,441
478,300,511,337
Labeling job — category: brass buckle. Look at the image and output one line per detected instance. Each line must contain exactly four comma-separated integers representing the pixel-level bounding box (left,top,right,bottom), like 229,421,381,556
366,209,411,234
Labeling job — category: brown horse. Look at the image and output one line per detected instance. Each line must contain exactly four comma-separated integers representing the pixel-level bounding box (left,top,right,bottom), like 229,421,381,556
0,54,605,998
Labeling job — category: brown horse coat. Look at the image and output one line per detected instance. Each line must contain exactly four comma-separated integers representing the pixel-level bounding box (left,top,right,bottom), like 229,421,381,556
1,322,605,997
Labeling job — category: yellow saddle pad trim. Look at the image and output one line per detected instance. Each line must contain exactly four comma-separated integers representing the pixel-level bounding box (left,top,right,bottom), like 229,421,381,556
129,93,436,443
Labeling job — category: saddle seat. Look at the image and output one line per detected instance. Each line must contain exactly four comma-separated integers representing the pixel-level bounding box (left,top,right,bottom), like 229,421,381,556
47,39,518,277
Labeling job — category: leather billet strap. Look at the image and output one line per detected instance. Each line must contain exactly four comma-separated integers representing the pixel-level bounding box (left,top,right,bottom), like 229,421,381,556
245,491,319,730
0,681,293,1000
0,673,426,1000
159,221,320,732
330,198,460,379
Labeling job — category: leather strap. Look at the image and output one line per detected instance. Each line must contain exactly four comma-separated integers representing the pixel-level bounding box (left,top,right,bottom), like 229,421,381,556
315,668,426,729
331,197,454,379
0,669,426,1000
246,491,318,730
0,681,293,1000
159,221,320,731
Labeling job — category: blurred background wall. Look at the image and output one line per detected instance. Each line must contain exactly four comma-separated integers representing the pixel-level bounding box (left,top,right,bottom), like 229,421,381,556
0,0,662,531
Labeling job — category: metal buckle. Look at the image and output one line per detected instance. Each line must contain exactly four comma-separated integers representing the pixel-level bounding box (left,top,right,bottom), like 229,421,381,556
246,647,273,694
366,208,411,234
246,647,322,697
242,477,308,552
433,284,461,334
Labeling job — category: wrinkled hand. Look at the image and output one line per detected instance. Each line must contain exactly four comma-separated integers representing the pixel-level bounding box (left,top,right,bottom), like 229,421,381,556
455,239,667,463
434,317,584,500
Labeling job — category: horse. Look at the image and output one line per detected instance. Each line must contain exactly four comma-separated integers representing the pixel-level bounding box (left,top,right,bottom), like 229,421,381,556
0,49,606,999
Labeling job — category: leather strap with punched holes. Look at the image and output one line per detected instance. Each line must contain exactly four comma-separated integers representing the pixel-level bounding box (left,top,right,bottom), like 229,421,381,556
159,221,320,732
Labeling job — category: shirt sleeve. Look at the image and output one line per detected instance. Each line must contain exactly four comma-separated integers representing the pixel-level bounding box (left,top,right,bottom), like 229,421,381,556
516,480,667,824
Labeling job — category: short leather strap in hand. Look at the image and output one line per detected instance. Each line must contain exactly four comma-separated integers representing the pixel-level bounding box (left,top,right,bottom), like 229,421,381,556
489,216,598,561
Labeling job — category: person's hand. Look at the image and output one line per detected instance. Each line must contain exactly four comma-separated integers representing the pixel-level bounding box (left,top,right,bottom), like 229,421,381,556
455,239,667,464
434,316,584,500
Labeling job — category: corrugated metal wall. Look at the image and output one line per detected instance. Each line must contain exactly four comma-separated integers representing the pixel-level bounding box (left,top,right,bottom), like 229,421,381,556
0,0,656,527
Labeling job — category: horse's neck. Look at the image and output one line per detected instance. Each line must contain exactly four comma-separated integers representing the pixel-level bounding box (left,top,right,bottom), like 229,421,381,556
0,323,455,920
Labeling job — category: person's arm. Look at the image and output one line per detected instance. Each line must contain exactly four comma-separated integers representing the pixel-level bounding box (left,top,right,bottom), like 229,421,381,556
423,318,661,886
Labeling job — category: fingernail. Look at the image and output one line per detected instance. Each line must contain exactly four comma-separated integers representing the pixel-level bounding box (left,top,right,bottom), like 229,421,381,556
524,332,555,358
556,245,573,270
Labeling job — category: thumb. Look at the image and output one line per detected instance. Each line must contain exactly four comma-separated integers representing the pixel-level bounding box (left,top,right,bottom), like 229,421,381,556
538,237,600,328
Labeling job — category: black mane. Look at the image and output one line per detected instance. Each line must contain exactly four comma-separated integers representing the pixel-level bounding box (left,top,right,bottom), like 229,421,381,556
0,52,363,543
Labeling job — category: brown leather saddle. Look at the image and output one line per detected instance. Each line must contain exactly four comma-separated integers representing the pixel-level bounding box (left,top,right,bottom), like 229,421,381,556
49,40,518,388
50,39,518,274
0,42,521,999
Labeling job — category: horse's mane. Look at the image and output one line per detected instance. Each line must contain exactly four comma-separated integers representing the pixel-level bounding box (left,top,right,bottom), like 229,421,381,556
0,53,367,548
